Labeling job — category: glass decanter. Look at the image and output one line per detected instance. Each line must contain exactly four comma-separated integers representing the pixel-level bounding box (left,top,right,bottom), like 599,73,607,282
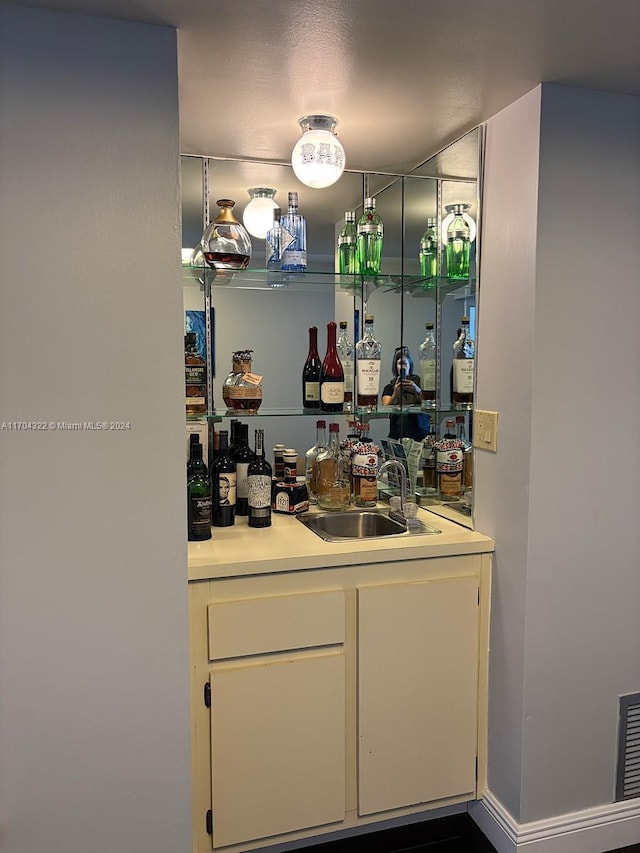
201,199,252,271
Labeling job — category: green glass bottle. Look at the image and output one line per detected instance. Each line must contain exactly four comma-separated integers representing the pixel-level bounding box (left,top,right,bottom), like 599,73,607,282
356,197,383,277
187,441,212,541
419,217,438,280
338,211,358,274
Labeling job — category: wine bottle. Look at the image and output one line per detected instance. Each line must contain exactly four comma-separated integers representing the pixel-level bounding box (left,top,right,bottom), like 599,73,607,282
280,191,307,272
247,429,272,528
231,422,256,516
336,321,354,412
211,430,236,527
187,432,200,479
187,441,212,541
355,314,382,411
302,326,321,409
320,321,345,413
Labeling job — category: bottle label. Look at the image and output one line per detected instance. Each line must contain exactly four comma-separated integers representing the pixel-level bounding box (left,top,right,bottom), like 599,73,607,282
185,396,205,407
358,223,383,235
420,361,436,391
281,249,307,266
355,476,378,502
236,462,250,498
439,470,462,496
304,381,320,401
436,446,464,473
321,381,344,404
186,364,206,385
189,495,212,533
338,235,357,245
229,386,263,399
242,372,263,386
215,471,236,506
342,359,354,393
453,359,474,393
357,360,381,395
248,475,271,509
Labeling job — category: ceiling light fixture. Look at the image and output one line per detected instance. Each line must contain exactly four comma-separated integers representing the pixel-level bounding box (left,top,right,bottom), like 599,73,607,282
291,115,345,189
242,188,279,239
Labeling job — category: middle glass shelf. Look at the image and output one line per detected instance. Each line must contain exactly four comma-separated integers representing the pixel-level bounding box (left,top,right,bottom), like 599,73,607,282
208,406,471,419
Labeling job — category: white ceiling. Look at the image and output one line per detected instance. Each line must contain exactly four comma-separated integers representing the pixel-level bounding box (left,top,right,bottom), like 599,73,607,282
5,0,640,173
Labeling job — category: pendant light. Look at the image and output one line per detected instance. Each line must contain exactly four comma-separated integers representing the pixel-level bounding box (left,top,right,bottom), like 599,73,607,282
242,188,278,239
291,115,345,189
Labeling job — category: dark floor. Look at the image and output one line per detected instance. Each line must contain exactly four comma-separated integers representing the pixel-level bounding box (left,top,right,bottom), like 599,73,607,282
287,814,640,853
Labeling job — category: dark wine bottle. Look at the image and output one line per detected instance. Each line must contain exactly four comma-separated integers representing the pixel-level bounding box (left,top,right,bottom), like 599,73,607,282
231,422,255,516
302,326,321,409
211,430,236,527
187,441,212,541
320,321,345,413
186,432,200,479
247,429,273,528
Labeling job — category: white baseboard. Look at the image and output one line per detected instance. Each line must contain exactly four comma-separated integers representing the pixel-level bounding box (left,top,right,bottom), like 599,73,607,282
469,790,640,853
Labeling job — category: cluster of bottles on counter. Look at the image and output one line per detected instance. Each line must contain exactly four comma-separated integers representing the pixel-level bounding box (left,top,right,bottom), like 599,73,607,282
419,416,473,501
301,315,474,414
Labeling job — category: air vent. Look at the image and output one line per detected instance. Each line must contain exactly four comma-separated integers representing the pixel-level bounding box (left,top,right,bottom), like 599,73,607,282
616,693,640,801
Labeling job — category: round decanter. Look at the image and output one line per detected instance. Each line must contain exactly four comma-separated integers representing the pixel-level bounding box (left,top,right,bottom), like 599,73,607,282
202,199,252,271
228,350,263,414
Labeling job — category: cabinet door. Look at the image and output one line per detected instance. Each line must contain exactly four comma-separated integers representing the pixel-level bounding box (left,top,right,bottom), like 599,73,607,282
210,651,345,848
357,576,479,816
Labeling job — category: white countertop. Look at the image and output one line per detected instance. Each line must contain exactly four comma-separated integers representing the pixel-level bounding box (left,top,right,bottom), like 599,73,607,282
188,505,494,581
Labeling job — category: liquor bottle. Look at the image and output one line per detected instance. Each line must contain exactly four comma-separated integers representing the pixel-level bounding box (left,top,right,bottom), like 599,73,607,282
210,430,236,527
187,441,212,541
222,353,243,411
316,423,350,511
456,415,474,491
228,350,263,413
247,429,272,528
280,191,307,272
302,326,321,409
419,322,437,408
304,419,327,504
320,321,345,412
419,217,438,280
185,332,207,416
421,421,437,493
352,427,381,508
201,199,252,271
187,432,200,479
338,211,358,274
357,197,383,277
451,316,474,408
336,321,354,412
231,422,256,516
355,314,382,411
445,203,472,280
434,418,465,500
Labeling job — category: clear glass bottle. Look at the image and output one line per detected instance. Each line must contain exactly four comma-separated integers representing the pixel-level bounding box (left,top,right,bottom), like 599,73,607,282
451,316,474,409
336,321,353,413
228,350,263,414
320,321,345,413
201,199,252,271
357,197,384,277
418,322,436,409
280,191,307,272
355,314,382,411
247,429,272,528
445,203,472,280
304,419,327,505
316,422,350,511
434,418,465,500
302,326,321,409
456,415,474,492
338,211,358,274
185,332,207,416
419,217,438,280
265,207,294,270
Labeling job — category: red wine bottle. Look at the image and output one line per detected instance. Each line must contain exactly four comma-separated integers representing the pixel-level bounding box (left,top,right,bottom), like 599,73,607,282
320,321,345,413
302,326,321,409
231,422,255,516
211,430,236,527
247,429,272,528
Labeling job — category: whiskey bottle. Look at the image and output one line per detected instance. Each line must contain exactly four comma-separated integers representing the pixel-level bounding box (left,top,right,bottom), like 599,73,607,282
222,353,242,411
336,321,354,412
231,423,256,516
434,419,465,500
357,197,383,277
419,217,438,280
338,211,358,274
228,350,263,413
302,326,321,409
211,430,236,527
304,419,327,504
352,428,381,508
247,429,272,528
355,315,382,411
280,191,307,272
320,321,345,412
451,316,474,409
419,322,436,408
316,422,350,511
185,332,207,416
187,441,212,541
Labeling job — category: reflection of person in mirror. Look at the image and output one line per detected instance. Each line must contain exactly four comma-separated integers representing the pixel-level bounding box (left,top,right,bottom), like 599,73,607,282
218,476,231,504
381,347,430,441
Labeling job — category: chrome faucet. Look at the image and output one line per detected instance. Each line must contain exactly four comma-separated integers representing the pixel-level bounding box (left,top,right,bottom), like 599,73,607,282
378,459,407,519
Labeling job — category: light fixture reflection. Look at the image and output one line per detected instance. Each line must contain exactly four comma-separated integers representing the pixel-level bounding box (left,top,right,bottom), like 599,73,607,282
291,115,345,189
242,188,278,239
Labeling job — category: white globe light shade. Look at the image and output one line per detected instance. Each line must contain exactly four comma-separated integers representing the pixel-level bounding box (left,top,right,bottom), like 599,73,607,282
291,115,345,189
242,188,278,239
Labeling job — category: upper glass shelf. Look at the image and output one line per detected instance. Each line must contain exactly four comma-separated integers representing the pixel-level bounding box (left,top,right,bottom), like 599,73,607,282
189,405,472,420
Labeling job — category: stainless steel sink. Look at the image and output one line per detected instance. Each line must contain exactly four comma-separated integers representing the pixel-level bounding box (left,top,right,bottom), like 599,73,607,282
297,509,441,542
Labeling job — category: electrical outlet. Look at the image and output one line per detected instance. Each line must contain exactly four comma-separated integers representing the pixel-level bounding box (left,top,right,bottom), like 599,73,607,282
473,410,498,452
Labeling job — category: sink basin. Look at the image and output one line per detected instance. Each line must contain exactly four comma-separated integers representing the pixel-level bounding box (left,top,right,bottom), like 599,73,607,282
297,509,441,542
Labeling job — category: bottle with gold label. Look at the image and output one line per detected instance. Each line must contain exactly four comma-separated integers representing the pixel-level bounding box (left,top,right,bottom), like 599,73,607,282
228,349,263,414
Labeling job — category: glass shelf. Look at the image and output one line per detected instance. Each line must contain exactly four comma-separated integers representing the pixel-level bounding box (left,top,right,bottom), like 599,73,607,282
208,405,471,419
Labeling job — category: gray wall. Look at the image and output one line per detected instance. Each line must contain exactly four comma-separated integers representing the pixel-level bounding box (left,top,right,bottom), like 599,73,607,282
0,5,191,852
476,83,640,822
